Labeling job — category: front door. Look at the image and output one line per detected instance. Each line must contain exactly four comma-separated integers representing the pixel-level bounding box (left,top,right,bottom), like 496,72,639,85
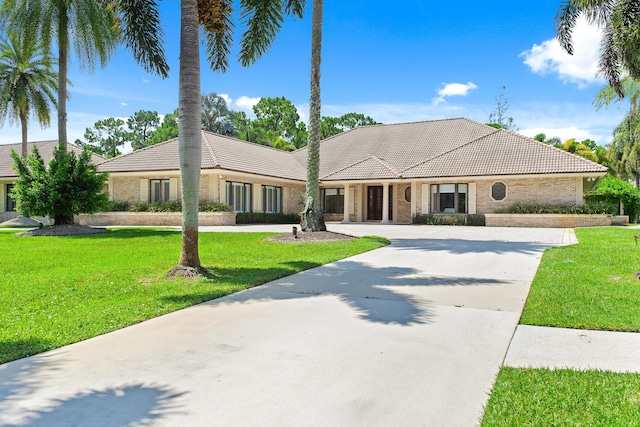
367,186,393,221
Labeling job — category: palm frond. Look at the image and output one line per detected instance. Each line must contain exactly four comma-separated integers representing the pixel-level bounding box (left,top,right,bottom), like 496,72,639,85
599,20,624,97
283,0,306,18
115,0,169,77
238,0,284,66
555,0,581,54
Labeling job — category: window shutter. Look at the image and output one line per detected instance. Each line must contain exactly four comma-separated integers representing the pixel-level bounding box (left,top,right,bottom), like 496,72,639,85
468,183,477,214
140,179,149,202
169,178,178,202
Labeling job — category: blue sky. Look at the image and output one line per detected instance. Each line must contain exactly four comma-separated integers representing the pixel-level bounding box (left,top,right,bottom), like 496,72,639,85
0,0,630,149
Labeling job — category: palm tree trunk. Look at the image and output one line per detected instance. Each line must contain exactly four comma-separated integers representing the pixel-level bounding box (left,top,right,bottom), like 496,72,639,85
176,0,202,269
57,4,68,149
20,111,27,158
301,0,326,232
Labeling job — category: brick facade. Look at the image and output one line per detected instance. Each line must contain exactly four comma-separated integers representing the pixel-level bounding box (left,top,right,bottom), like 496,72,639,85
476,177,579,213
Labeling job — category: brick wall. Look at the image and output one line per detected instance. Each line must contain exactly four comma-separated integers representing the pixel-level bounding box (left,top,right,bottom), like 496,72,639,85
485,214,611,228
79,212,236,226
111,177,141,203
396,184,412,223
477,177,578,213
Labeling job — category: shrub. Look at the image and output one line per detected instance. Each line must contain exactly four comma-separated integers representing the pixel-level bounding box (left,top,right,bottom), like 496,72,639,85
10,146,109,224
147,201,182,212
412,213,485,226
587,175,640,222
496,202,617,215
236,212,300,224
107,200,130,212
129,202,149,212
199,202,233,212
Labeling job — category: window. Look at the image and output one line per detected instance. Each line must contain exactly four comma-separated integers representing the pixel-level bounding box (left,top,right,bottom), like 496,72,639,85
150,179,170,203
404,186,411,202
226,181,252,212
321,188,344,214
491,182,507,201
431,183,468,213
262,185,282,213
5,184,15,212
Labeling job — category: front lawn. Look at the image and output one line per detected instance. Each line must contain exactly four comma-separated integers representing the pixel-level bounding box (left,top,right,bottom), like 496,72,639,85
0,229,388,364
482,367,640,426
520,227,640,332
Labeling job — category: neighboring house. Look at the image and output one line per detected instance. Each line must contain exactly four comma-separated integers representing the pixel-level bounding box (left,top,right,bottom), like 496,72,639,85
0,141,106,222
98,118,607,223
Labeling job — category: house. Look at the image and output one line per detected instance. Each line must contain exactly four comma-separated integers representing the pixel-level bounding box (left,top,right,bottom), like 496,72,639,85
0,141,106,222
96,118,608,224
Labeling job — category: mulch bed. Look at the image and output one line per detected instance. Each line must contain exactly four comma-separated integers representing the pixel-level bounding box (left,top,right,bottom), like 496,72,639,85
265,230,354,243
16,224,109,236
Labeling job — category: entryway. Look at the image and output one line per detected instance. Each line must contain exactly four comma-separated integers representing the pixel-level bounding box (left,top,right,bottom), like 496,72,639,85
367,186,392,221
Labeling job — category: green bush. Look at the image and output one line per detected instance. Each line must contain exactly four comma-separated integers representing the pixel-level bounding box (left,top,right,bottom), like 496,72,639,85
496,202,617,215
129,202,149,212
412,213,485,226
10,146,109,224
107,200,130,212
587,175,640,222
236,212,300,224
147,201,182,212
199,202,233,212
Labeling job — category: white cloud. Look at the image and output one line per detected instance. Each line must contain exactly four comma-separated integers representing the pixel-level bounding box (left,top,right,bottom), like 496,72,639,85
234,96,261,115
120,102,128,107
521,17,604,87
142,78,150,84
219,93,232,106
432,82,478,105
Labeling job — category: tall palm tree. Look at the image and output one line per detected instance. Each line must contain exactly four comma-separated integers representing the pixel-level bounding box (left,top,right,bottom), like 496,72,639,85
0,32,58,157
0,0,169,149
301,0,326,231
555,0,640,97
171,0,306,273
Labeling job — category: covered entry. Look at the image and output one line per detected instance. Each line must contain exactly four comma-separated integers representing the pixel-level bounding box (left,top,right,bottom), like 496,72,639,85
367,186,392,221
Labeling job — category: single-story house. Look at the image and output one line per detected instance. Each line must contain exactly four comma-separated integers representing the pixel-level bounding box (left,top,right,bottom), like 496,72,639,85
0,141,106,222
94,118,608,224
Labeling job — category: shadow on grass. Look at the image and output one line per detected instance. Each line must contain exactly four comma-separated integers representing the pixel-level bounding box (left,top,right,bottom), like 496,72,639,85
63,229,181,240
0,338,56,367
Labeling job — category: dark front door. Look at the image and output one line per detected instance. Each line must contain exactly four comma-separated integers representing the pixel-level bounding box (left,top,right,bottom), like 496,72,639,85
367,186,393,221
367,186,382,220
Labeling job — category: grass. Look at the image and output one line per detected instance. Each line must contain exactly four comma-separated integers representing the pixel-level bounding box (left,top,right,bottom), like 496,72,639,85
0,229,388,364
520,227,640,332
481,367,640,426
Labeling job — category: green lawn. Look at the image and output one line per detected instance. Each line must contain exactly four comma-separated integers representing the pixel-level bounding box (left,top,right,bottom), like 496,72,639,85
0,229,388,364
483,227,640,425
520,227,640,332
482,367,640,426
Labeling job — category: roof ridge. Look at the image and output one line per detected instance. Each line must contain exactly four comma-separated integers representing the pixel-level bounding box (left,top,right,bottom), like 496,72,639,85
201,131,220,168
399,128,501,173
321,155,401,180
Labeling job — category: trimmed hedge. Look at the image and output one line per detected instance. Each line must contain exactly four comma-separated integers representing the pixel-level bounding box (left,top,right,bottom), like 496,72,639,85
107,200,233,213
236,212,300,224
495,201,617,215
412,213,486,226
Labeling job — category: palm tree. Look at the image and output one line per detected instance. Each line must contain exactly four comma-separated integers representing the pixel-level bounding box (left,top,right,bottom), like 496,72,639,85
555,0,640,97
171,0,306,273
301,0,326,231
0,32,57,157
0,0,169,149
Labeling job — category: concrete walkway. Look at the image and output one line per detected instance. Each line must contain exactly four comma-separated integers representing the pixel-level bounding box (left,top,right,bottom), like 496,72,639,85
0,224,633,426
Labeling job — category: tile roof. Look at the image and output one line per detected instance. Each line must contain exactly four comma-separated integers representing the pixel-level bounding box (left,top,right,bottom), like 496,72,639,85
0,140,106,178
98,131,307,181
401,129,608,178
94,118,607,182
321,156,401,180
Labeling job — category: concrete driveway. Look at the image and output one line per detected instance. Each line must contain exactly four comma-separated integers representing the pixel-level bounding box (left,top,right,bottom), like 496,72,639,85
0,225,567,426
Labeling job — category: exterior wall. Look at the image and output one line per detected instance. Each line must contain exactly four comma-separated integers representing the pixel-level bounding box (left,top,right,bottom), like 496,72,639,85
485,214,612,228
396,183,412,223
476,177,579,213
110,173,305,214
79,212,236,226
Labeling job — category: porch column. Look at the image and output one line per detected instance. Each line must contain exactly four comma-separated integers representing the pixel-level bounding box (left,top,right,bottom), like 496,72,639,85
381,182,390,223
342,183,350,223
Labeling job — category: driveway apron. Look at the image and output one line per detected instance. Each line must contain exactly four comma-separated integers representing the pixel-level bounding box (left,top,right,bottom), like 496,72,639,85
0,225,565,427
